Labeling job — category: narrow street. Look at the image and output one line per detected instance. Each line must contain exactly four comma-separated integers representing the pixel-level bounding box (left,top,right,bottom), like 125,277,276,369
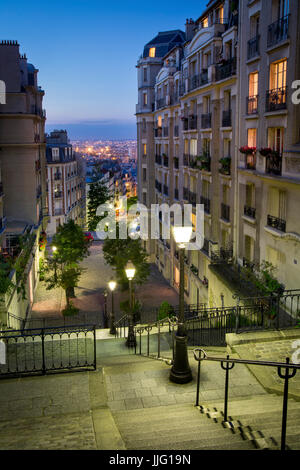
31,241,178,326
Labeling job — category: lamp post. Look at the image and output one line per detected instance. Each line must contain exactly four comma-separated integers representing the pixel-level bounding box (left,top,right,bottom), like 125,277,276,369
103,289,108,328
52,245,57,283
108,279,117,335
125,260,137,348
170,226,193,384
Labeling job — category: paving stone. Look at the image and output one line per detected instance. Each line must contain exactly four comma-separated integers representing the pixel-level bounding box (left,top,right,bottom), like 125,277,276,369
124,398,144,410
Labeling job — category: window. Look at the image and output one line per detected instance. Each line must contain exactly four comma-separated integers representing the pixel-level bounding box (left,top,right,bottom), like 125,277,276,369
157,115,162,127
143,67,147,82
52,148,59,161
143,168,147,181
202,17,209,28
143,92,148,106
269,59,287,90
268,187,286,220
246,183,255,207
190,139,197,156
268,127,284,153
247,128,257,147
249,72,258,96
244,235,254,262
143,144,147,156
149,47,156,58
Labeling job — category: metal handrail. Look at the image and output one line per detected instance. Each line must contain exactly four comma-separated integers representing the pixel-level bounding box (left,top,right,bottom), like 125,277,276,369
193,348,299,451
114,314,129,338
134,316,178,360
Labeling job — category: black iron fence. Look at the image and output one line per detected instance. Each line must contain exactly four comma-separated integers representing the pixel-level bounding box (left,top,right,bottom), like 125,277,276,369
0,325,96,378
193,349,299,451
7,311,102,330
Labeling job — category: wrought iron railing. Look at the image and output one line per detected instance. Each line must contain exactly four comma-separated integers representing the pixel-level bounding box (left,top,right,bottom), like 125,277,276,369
201,113,211,129
200,196,210,214
267,15,289,48
222,109,231,127
266,87,287,112
244,205,256,219
221,203,230,221
266,153,282,175
155,154,162,165
163,155,169,167
267,214,286,233
193,349,299,451
163,184,169,196
247,35,260,59
0,325,97,378
188,115,197,130
215,57,236,81
134,316,178,361
246,95,258,114
163,126,169,137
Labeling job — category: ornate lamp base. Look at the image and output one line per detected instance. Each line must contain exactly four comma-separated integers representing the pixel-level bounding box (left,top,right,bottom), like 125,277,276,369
169,334,192,384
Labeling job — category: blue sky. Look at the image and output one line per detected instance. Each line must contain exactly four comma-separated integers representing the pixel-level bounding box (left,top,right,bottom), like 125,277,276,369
1,0,207,139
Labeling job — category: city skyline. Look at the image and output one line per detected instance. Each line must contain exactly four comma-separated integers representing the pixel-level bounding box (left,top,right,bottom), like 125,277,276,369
1,0,207,139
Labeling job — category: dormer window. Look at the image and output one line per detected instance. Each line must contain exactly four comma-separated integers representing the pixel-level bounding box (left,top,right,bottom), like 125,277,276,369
149,47,156,58
52,148,59,161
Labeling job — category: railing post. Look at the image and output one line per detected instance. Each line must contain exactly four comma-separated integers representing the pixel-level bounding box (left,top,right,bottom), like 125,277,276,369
157,321,160,359
93,326,97,370
278,357,297,451
221,355,235,422
41,328,46,375
196,359,201,407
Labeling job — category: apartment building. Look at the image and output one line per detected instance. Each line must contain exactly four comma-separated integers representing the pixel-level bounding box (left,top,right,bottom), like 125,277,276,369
46,130,86,235
0,40,47,327
136,0,300,308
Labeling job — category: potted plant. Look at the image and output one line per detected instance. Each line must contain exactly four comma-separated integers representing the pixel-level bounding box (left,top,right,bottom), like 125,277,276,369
239,146,256,155
219,157,231,175
259,147,272,157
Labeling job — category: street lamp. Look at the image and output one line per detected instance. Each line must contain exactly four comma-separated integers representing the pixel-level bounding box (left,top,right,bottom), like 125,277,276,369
103,289,108,328
170,225,193,384
52,245,58,283
108,279,117,335
125,260,137,348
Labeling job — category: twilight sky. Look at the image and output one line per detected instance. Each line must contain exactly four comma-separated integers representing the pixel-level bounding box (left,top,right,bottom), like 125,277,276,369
1,0,207,139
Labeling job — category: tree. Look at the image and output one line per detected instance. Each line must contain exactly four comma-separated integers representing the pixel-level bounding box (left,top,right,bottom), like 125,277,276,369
87,179,111,231
103,231,150,290
43,220,90,308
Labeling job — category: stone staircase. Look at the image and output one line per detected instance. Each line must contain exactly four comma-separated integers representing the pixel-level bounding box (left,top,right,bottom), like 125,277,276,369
101,350,300,450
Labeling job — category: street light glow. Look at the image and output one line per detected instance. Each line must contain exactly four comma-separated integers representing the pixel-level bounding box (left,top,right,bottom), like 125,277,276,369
125,260,136,280
172,226,193,246
108,280,117,291
52,246,57,252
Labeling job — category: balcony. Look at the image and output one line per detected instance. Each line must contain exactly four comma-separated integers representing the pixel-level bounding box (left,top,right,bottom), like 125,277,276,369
266,153,282,176
247,35,260,60
215,57,236,82
154,127,162,138
163,127,169,137
183,187,189,200
222,109,232,127
174,157,179,169
266,87,287,112
246,95,258,114
267,15,289,48
163,155,169,167
219,157,231,176
201,113,211,129
174,125,179,137
267,215,286,233
163,185,169,197
189,156,199,170
221,203,230,222
199,155,211,172
189,191,197,207
200,196,210,214
244,206,256,219
156,97,166,109
155,154,162,165
188,115,197,130
188,70,208,91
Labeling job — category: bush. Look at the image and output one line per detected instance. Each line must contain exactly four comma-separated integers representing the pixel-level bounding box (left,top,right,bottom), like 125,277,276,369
157,301,175,321
62,302,79,317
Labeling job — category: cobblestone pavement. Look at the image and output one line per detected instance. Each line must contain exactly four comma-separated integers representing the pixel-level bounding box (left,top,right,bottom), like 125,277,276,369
31,242,178,326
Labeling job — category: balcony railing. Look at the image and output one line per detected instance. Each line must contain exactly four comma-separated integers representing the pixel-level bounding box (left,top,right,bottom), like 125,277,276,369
267,15,289,48
188,115,197,130
155,154,162,165
163,155,169,167
199,156,211,172
245,154,256,170
244,205,256,219
188,70,208,91
182,117,189,131
155,180,162,193
163,185,169,196
266,87,287,112
156,97,166,109
222,109,231,127
221,203,230,222
183,154,189,166
154,127,162,138
163,127,169,137
266,153,282,176
174,157,179,169
201,113,211,129
247,35,260,60
215,57,236,82
267,215,286,233
200,196,210,214
183,187,189,200
247,95,258,114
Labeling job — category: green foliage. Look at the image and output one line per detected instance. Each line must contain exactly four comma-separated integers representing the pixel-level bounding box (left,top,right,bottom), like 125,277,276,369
157,301,175,321
127,196,138,210
120,299,142,323
87,180,111,231
62,301,80,317
39,258,45,281
43,220,90,305
240,260,284,296
219,157,231,175
103,229,150,289
0,257,14,295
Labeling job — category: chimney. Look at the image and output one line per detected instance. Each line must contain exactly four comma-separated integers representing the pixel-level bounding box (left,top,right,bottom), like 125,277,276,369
185,18,196,42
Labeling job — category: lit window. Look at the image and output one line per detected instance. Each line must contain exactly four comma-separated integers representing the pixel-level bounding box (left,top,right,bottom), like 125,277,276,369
247,129,257,147
202,17,208,28
249,72,258,96
149,47,156,58
269,59,287,90
143,144,147,156
143,92,148,106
